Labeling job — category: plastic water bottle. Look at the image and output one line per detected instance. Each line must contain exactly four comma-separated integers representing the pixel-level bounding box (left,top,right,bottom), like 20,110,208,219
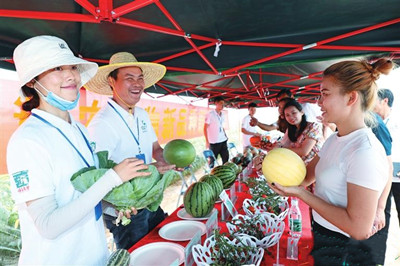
289,197,302,237
287,197,302,260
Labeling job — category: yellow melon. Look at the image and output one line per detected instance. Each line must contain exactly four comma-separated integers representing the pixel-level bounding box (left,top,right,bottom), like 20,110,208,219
262,148,306,186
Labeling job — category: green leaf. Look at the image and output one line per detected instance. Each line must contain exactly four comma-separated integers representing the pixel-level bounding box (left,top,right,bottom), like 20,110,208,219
70,166,96,183
129,165,160,201
135,170,178,210
70,168,108,193
103,182,135,208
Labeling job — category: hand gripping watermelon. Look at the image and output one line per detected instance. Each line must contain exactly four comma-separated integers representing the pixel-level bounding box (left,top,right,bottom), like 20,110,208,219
163,139,196,168
262,148,306,186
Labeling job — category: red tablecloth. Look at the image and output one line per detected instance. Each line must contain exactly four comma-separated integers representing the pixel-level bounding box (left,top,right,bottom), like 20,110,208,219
129,182,314,265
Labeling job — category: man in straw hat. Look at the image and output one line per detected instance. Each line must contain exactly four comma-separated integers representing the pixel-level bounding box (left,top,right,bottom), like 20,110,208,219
85,52,175,249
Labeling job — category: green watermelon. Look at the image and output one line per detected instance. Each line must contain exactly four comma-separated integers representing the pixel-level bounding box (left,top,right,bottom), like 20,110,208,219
106,249,130,266
163,139,196,168
199,174,224,201
224,162,240,174
183,182,215,217
211,165,237,189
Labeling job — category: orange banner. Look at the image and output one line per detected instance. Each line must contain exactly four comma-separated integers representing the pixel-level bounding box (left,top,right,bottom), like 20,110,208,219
0,86,228,174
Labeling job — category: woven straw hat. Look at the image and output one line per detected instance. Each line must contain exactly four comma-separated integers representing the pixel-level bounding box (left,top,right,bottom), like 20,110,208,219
84,52,166,95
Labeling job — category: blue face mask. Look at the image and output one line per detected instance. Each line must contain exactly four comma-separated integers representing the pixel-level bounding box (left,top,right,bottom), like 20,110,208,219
34,80,80,111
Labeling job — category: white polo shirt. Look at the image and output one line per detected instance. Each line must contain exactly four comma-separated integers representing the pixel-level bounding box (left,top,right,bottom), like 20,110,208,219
241,114,257,147
7,109,108,265
205,110,228,144
88,99,157,164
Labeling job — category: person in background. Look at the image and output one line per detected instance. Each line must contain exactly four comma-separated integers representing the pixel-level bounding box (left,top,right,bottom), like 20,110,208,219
276,97,292,133
271,58,393,265
378,89,400,228
359,88,394,265
277,88,321,122
241,102,260,149
277,99,324,165
370,88,400,264
7,36,150,265
204,96,229,167
85,52,174,249
277,88,335,139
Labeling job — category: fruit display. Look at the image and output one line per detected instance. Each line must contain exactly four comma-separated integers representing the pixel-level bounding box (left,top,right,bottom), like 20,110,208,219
262,148,306,186
224,162,240,175
163,139,196,168
199,174,224,201
211,165,237,189
106,249,130,266
183,182,215,217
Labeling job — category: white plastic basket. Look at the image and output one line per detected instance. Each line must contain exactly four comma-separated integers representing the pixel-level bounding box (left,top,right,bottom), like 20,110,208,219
243,198,289,221
192,234,264,266
226,214,285,249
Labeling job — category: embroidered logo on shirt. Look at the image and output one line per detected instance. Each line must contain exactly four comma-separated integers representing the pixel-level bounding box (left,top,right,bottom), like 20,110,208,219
141,120,147,133
12,170,30,192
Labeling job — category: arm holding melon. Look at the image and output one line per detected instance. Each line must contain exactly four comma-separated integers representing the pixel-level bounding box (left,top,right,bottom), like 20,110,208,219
271,182,379,240
152,141,176,174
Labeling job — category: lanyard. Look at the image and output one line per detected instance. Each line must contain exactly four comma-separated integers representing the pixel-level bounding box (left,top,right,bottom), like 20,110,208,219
108,102,141,153
32,113,94,168
215,110,225,134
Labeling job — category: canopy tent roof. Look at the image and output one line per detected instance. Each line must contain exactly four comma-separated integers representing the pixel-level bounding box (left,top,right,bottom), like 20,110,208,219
1,0,399,108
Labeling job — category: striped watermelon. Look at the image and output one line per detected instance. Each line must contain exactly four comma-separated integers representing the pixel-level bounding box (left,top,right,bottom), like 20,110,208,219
199,174,224,201
184,182,215,217
224,162,240,174
106,249,130,266
211,165,237,189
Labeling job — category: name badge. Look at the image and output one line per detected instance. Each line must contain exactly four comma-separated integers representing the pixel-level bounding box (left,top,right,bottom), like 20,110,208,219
135,153,146,163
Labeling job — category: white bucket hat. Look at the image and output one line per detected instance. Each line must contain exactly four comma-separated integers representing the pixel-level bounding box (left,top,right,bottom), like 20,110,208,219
13,35,98,93
84,52,166,95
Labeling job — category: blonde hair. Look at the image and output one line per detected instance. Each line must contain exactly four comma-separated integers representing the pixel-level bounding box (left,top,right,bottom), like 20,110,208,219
323,58,393,112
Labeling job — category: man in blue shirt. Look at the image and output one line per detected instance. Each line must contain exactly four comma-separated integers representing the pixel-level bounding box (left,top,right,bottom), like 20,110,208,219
364,88,395,265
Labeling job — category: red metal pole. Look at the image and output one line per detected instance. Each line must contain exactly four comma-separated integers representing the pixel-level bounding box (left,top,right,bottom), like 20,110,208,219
154,43,215,63
74,0,97,17
166,66,216,75
318,45,400,52
112,0,156,18
317,17,400,46
116,17,185,37
0,9,99,23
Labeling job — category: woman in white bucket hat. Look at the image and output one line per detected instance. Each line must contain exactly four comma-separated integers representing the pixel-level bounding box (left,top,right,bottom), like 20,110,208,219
7,35,150,265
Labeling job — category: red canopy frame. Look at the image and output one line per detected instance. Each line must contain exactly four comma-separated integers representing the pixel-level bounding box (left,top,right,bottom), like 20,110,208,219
0,1,399,108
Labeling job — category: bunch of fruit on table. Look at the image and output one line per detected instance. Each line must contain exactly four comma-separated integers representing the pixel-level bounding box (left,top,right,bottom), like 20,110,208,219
192,229,264,266
249,135,275,150
231,146,260,168
245,178,286,216
183,159,244,218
